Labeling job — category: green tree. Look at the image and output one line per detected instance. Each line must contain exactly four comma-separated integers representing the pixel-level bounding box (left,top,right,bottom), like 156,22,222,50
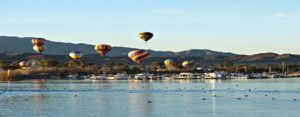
48,60,59,67
5,61,20,70
138,64,145,71
0,60,5,68
223,61,233,67
78,60,85,68
152,61,163,69
39,59,59,67
115,63,125,70
286,64,298,73
39,59,50,67
68,60,85,68
68,60,76,68
103,63,115,70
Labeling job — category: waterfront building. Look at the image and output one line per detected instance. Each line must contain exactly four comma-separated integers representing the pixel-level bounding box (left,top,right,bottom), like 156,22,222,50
204,72,227,79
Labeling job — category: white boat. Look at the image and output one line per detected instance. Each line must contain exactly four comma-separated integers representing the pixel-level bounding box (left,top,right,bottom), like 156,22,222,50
163,74,177,80
249,73,264,79
178,73,197,79
66,74,78,79
229,73,248,79
90,74,108,80
163,76,172,80
135,74,149,80
82,75,91,80
230,75,248,79
265,73,277,78
197,74,205,79
107,74,115,80
114,73,128,80
149,74,163,80
204,72,227,79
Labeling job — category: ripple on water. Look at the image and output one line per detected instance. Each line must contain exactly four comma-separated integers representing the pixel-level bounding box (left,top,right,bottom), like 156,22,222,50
0,79,299,117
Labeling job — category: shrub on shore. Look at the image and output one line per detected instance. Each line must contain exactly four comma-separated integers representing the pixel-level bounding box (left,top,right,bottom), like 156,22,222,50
0,67,98,81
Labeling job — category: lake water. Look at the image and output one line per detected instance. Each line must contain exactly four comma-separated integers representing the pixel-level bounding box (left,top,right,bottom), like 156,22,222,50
0,78,300,117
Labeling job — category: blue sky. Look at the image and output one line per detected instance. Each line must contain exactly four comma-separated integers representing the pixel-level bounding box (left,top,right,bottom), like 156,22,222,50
0,0,300,55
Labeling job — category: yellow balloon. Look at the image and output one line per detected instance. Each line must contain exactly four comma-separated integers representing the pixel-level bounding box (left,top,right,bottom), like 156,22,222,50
69,51,83,60
33,45,46,53
139,32,153,42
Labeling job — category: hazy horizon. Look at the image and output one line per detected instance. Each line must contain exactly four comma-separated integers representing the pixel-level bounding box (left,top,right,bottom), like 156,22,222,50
1,0,300,55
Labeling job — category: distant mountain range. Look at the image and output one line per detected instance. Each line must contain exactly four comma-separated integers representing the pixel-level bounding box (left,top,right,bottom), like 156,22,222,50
0,36,236,57
0,36,299,65
0,52,299,65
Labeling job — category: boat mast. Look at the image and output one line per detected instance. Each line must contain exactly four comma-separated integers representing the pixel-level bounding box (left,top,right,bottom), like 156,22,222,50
282,62,285,74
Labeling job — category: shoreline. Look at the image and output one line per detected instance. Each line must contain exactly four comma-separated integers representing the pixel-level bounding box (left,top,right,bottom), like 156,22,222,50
1,67,299,81
1,74,299,81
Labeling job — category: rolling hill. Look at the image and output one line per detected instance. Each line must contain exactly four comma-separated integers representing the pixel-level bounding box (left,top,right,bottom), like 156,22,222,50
0,36,299,65
0,36,236,57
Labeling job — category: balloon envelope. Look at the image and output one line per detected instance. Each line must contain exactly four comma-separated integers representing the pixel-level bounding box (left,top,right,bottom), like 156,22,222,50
128,50,150,64
33,45,46,53
19,61,30,67
95,44,112,56
139,32,153,42
69,51,83,60
164,59,181,67
32,38,46,47
182,60,195,68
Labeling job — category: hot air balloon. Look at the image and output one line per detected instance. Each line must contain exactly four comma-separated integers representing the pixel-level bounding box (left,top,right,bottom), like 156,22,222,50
94,44,112,56
69,51,83,60
182,60,195,68
33,45,46,53
32,38,46,47
128,50,150,64
139,32,153,42
19,61,26,67
164,59,181,67
19,61,30,67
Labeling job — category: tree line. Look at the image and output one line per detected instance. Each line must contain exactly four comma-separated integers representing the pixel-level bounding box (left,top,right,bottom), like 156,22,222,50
0,59,300,74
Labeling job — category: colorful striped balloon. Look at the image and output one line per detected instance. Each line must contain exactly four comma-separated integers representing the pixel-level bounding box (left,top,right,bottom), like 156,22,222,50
182,60,195,68
139,32,153,42
33,45,46,53
69,51,83,60
164,59,181,67
95,44,112,56
128,50,150,64
32,38,46,47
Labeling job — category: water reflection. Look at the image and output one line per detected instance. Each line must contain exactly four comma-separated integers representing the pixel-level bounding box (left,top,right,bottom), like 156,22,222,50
129,91,154,117
0,79,300,117
32,80,46,89
128,80,154,117
209,79,216,117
